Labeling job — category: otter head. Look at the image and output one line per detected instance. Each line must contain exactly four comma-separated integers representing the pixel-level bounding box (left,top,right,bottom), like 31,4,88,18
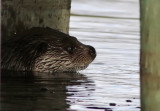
34,35,96,72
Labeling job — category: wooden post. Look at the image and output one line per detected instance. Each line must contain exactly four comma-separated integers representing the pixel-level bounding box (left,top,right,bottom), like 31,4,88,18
140,0,160,111
2,0,71,42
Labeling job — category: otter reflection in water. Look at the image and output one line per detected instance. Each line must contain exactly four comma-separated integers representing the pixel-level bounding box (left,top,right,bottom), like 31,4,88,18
2,27,96,72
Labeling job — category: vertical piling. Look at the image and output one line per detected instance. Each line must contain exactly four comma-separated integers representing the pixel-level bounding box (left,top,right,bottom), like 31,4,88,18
140,0,160,111
2,0,71,42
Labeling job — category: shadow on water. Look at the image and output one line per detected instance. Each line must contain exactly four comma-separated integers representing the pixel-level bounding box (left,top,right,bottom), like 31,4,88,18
1,70,94,111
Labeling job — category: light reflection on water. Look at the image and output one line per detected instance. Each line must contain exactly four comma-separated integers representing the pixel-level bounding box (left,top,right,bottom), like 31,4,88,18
68,0,140,111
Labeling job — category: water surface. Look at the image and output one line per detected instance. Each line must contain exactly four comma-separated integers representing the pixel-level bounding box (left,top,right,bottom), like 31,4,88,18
69,0,140,111
1,0,140,111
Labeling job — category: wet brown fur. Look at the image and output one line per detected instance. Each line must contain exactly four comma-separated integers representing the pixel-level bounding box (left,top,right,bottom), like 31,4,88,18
1,27,96,72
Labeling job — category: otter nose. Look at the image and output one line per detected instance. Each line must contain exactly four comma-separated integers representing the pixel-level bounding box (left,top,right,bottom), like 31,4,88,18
88,46,96,58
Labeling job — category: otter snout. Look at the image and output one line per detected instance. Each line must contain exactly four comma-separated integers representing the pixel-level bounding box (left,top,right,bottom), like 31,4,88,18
88,45,96,59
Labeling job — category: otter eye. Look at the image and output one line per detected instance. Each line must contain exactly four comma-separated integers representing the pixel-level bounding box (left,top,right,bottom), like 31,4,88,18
67,46,75,54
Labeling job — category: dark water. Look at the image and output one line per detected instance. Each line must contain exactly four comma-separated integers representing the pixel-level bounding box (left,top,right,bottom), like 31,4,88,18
1,71,92,111
1,0,140,111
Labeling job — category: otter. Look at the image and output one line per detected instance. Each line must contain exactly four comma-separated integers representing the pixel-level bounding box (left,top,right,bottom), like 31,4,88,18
2,27,96,72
